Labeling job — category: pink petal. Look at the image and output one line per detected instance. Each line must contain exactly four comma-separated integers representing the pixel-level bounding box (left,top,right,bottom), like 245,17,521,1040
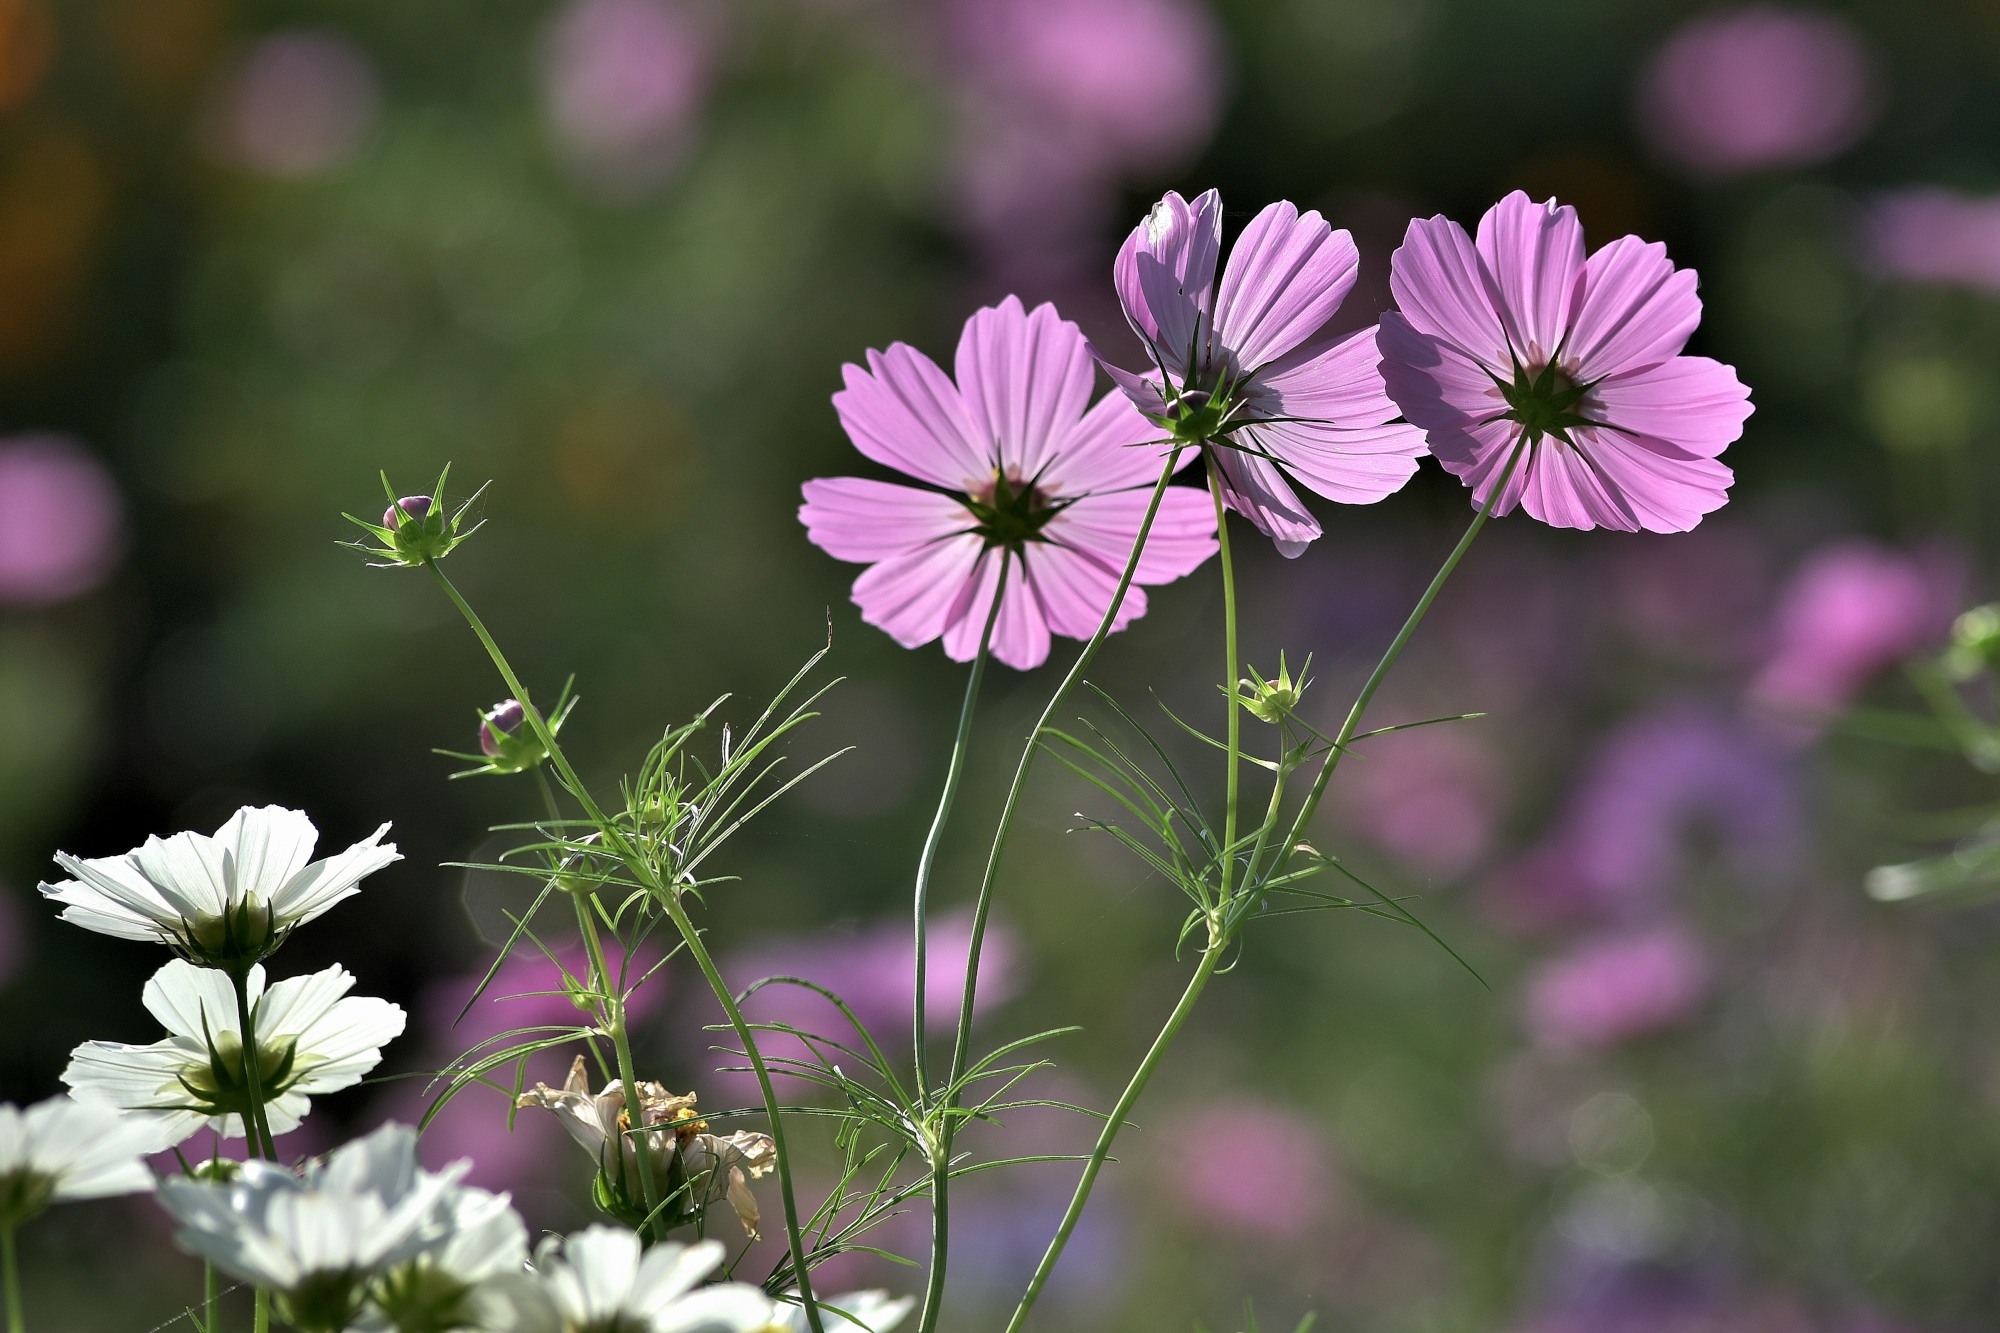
1136,248,1211,378
1237,419,1425,505
798,477,971,562
1473,191,1585,367
954,296,1095,483
850,533,984,649
1569,427,1735,533
942,548,1053,669
1212,202,1359,371
1565,234,1702,379
1047,486,1218,587
1114,189,1223,352
1040,388,1180,496
1515,438,1638,531
1388,214,1510,370
1587,355,1753,459
1247,325,1400,425
1426,412,1531,516
1211,448,1320,557
1024,540,1149,640
833,345,991,489
1095,354,1171,422
1377,311,1509,435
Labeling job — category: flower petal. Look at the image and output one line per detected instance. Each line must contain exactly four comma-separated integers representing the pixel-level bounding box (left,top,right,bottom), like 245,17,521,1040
1046,486,1218,588
1210,449,1321,557
212,806,318,905
1213,202,1359,371
143,959,248,1044
1237,419,1425,506
1039,388,1179,496
799,478,972,563
955,296,1095,482
1388,214,1510,370
1565,233,1702,379
1586,356,1753,459
849,533,985,652
1473,191,1585,366
1570,427,1736,533
833,345,991,489
1377,312,1512,452
941,548,1052,670
42,853,179,942
130,832,232,922
271,822,397,930
1114,189,1223,359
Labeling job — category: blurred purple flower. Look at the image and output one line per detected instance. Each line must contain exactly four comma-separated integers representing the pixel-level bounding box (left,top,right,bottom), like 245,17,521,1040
1747,540,1961,727
0,434,123,607
213,30,381,179
372,945,664,1197
943,0,1224,283
1485,705,1802,928
1638,6,1877,177
1867,188,2000,294
1342,725,1501,879
1169,1097,1332,1243
1525,924,1710,1050
541,0,711,193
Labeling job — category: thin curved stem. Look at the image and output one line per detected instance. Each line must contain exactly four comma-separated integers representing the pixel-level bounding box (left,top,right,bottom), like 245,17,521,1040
253,1289,269,1333
943,450,1184,1096
425,561,825,1332
1206,453,1243,903
1003,942,1222,1333
914,554,1008,1333
1254,440,1526,888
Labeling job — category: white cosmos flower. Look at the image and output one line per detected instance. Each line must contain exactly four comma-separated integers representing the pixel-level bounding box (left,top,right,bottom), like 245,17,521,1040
0,1096,163,1228
160,1124,470,1333
40,804,398,967
526,1229,772,1333
63,958,405,1147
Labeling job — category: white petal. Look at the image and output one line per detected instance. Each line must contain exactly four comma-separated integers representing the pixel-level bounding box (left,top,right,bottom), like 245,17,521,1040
212,806,319,907
630,1239,726,1315
131,830,234,920
143,959,253,1045
270,822,398,928
287,996,406,1095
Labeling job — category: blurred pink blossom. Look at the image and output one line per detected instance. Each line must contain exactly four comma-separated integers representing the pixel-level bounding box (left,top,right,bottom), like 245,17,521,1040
1483,705,1802,931
1342,725,1502,879
214,30,381,179
1638,6,1877,176
1866,188,2000,294
1526,925,1711,1050
1747,540,1961,727
943,0,1224,282
541,0,711,192
0,434,123,607
1170,1098,1332,1243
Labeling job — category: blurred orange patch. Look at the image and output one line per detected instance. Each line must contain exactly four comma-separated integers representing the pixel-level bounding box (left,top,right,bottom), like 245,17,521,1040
0,0,54,111
102,0,227,98
0,121,109,374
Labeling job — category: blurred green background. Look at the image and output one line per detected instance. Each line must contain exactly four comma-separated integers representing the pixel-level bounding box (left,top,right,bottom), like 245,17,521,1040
6,0,2000,1328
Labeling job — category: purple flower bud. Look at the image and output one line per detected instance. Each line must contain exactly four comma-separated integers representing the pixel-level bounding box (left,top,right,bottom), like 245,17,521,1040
383,495,433,528
481,699,527,757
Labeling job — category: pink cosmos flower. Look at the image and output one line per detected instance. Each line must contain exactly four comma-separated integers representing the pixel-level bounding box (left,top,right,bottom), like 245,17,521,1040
541,0,710,193
1867,188,2000,294
1639,6,1877,178
1380,191,1753,533
1746,539,1960,724
213,30,380,179
1106,189,1427,556
1525,924,1710,1050
800,296,1218,670
0,434,123,606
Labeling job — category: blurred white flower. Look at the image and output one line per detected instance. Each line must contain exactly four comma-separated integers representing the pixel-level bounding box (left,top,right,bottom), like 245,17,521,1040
41,804,398,968
527,1228,770,1333
0,1095,162,1228
517,1055,775,1237
759,1290,915,1333
160,1124,475,1333
64,959,405,1146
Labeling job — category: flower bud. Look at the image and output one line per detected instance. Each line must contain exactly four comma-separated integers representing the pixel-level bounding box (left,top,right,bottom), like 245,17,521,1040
1945,603,2000,680
382,495,433,528
1234,653,1311,726
479,698,526,757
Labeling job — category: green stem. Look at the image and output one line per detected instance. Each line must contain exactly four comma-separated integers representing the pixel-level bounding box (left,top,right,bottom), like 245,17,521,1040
1003,942,1223,1333
1256,441,1525,887
424,561,824,1331
1206,452,1243,903
913,554,1008,1333
943,450,1184,1096
253,1288,269,1333
535,769,664,1237
202,1262,218,1333
229,968,278,1160
2,1225,21,1333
